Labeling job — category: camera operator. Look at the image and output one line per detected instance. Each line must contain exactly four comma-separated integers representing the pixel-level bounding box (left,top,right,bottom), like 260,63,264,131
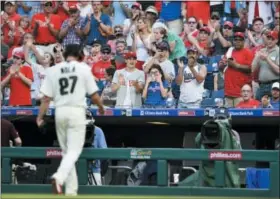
85,111,108,186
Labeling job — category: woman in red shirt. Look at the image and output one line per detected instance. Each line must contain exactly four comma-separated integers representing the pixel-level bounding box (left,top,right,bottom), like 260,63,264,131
1,51,33,106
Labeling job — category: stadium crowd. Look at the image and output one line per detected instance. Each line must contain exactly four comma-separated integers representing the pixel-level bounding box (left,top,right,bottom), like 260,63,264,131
1,0,279,109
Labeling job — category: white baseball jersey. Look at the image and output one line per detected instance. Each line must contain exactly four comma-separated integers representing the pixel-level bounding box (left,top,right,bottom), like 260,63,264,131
40,61,98,108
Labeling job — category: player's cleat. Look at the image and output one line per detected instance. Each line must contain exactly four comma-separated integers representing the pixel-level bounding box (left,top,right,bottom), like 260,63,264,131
51,179,63,195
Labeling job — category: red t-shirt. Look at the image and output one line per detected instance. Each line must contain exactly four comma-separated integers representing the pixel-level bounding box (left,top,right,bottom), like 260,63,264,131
54,1,77,22
224,48,254,97
1,13,21,44
184,2,210,25
4,66,34,106
236,99,260,108
180,30,199,48
91,60,111,80
31,13,62,44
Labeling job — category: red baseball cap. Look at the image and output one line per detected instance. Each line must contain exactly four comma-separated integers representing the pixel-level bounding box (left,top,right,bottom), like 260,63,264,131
69,4,78,11
131,2,142,10
13,51,24,59
199,27,210,34
266,31,279,40
124,51,137,59
234,32,245,39
223,21,233,28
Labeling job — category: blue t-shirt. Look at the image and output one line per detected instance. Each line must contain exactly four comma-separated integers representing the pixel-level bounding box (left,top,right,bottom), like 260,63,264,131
84,14,112,45
159,1,181,22
144,81,168,106
17,2,41,18
112,1,134,26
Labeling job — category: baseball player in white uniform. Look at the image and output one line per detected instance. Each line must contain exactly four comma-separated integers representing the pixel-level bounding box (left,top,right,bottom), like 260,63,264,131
36,44,105,196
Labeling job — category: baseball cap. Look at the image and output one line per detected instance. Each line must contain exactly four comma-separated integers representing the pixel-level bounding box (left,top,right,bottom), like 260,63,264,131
187,47,198,54
266,31,279,40
272,82,280,90
13,51,24,59
252,17,264,25
156,41,170,51
223,21,233,28
4,1,15,5
234,32,245,39
199,27,210,34
124,51,137,59
101,45,111,53
91,39,102,46
69,4,78,12
145,6,158,17
131,2,142,10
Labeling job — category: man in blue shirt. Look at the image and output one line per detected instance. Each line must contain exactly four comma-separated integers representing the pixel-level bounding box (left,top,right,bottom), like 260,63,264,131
83,1,112,45
271,82,280,109
90,125,108,185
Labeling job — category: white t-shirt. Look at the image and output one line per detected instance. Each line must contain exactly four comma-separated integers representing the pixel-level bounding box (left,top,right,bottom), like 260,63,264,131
77,3,93,18
40,61,98,108
135,34,151,61
31,63,47,99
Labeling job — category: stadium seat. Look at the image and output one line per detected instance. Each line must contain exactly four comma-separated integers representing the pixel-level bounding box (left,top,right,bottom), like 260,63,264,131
200,98,215,108
212,90,225,99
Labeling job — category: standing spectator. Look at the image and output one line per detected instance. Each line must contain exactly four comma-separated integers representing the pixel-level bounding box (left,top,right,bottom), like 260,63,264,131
248,1,273,27
252,31,279,100
111,1,134,27
53,1,78,23
107,25,125,55
84,39,102,67
77,1,93,18
7,16,31,59
271,82,280,109
246,17,265,52
123,2,142,49
1,51,33,106
31,1,62,54
223,0,246,24
143,41,175,84
16,1,41,18
92,45,112,92
273,10,280,32
101,67,117,107
176,48,207,109
59,5,85,48
236,84,260,109
132,16,152,70
1,1,21,47
83,1,112,46
145,6,158,26
111,51,145,108
180,17,199,48
1,119,22,147
114,39,127,70
155,1,183,35
142,64,168,108
181,1,210,26
223,32,254,108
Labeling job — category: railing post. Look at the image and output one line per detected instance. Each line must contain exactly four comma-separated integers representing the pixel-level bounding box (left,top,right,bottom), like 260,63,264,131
157,160,168,186
270,161,280,197
215,161,225,187
77,158,88,185
2,158,12,184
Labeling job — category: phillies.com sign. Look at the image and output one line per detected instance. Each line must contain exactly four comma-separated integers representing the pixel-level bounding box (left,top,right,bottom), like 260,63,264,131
46,149,62,158
209,151,242,160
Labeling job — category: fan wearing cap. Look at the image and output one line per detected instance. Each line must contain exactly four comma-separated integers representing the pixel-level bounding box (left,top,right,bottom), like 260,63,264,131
223,32,254,108
145,6,158,26
212,21,234,56
1,51,33,106
111,51,145,108
59,5,85,48
187,26,211,56
52,1,78,23
176,47,207,109
123,2,142,49
247,17,265,49
83,1,112,46
143,41,175,84
252,30,279,100
2,1,21,45
91,45,112,92
31,1,62,54
84,39,102,66
270,82,280,109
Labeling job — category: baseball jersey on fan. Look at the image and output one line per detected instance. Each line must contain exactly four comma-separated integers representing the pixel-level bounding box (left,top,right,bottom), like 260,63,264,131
40,61,98,107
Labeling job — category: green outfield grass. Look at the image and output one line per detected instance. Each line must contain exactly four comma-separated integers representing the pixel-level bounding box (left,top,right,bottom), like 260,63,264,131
1,195,259,199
